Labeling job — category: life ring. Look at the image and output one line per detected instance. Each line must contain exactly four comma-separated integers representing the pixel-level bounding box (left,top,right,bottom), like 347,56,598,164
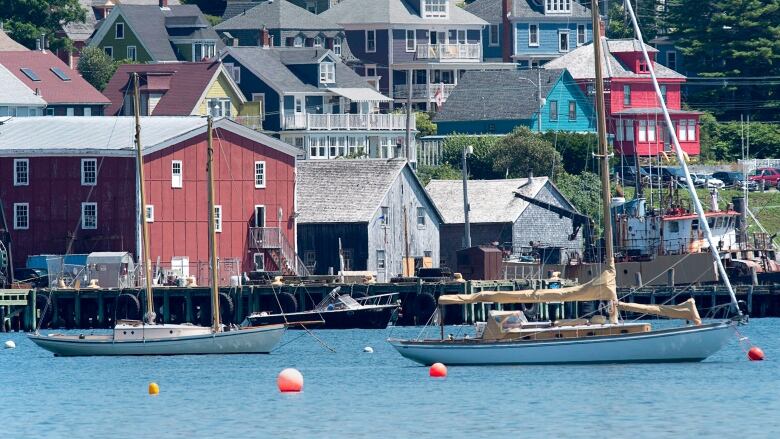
114,292,141,321
273,291,297,314
218,292,235,323
521,302,538,316
413,292,437,324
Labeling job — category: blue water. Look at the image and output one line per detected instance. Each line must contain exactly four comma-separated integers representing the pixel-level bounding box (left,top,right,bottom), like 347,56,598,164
1,320,778,438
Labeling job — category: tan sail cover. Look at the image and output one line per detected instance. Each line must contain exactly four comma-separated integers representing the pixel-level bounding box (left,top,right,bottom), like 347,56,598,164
616,298,701,325
438,268,618,305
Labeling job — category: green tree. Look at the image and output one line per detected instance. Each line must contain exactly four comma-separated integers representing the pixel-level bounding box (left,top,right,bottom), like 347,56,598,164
78,46,119,91
0,0,85,51
605,0,662,40
416,163,461,185
440,134,503,179
415,112,437,137
555,171,604,226
488,127,564,180
541,131,598,174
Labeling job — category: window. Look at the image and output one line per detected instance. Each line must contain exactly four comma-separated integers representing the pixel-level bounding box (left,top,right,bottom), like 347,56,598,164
83,107,92,117
660,85,667,104
549,100,558,121
417,207,426,226
529,24,539,46
380,206,390,225
13,203,29,230
669,221,679,233
253,253,265,271
192,41,216,60
568,101,576,120
13,159,29,186
638,120,647,142
376,250,386,269
82,202,97,229
50,67,70,81
314,36,323,47
66,107,75,116
252,93,265,120
214,205,222,232
639,60,649,73
145,205,154,223
127,46,136,61
489,24,499,46
457,30,466,44
104,46,113,59
558,32,569,52
254,161,266,188
648,120,656,142
677,120,687,141
254,205,266,228
46,108,54,116
423,0,448,18
171,160,182,188
342,249,353,271
366,30,376,52
81,158,97,186
207,98,232,117
667,51,677,71
115,22,124,39
616,119,624,141
545,0,571,13
294,36,303,47
687,119,696,141
309,136,327,158
623,85,631,106
304,251,316,268
319,62,335,83
577,24,586,45
333,37,342,55
406,30,416,52
20,68,40,81
625,119,634,141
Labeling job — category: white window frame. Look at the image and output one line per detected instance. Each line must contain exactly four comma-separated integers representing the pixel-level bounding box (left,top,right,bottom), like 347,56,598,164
319,62,335,83
423,0,448,18
252,93,265,120
145,205,154,223
127,45,136,61
66,107,75,116
293,36,303,47
254,161,266,188
616,119,624,141
625,119,634,141
558,31,569,52
376,249,386,269
568,100,576,121
623,85,631,106
687,119,696,141
678,120,687,141
207,98,232,117
489,24,499,46
380,206,390,226
254,205,266,228
667,51,677,70
648,119,656,142
83,107,92,117
417,206,426,227
528,24,539,47
405,29,416,52
366,30,376,53
309,136,327,158
577,24,586,45
192,41,216,60
638,119,647,142
214,205,222,233
81,158,97,186
81,202,97,230
314,36,323,47
13,159,29,186
456,29,466,44
171,160,183,188
13,203,29,230
294,96,303,113
115,22,124,39
253,252,266,271
333,37,342,55
549,100,558,121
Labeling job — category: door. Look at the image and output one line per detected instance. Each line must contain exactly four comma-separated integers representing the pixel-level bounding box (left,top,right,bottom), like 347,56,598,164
254,205,266,228
253,252,265,271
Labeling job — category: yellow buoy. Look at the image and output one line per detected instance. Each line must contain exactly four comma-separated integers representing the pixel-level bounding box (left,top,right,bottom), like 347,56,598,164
148,382,160,395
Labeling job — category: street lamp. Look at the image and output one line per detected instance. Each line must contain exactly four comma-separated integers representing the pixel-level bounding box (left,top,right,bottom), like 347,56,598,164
516,71,545,133
462,144,473,249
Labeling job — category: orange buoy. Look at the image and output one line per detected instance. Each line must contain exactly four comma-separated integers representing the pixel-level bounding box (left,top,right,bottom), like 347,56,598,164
429,362,447,378
277,368,304,392
748,346,765,361
148,382,160,395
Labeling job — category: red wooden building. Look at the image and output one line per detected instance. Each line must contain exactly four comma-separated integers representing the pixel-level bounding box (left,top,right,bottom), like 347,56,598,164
545,38,701,157
0,116,301,283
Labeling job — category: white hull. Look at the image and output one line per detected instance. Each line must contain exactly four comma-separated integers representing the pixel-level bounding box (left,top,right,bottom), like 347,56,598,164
29,324,286,356
389,321,736,365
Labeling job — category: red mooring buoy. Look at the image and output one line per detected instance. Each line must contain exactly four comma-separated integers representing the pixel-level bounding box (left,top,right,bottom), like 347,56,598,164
277,368,304,392
429,362,447,378
748,346,765,361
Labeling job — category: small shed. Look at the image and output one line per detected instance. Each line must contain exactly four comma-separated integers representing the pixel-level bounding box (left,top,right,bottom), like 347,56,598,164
86,252,135,288
456,246,503,280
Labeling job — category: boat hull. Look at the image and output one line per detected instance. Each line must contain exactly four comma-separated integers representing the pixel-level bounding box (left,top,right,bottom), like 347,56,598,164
28,324,286,357
389,321,736,365
247,305,398,329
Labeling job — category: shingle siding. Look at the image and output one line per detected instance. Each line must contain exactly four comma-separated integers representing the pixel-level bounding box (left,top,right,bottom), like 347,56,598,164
512,183,582,256
439,223,512,269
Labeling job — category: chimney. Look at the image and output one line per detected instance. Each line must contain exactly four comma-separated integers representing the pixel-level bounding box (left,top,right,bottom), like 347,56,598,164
501,0,512,62
159,0,168,8
261,26,270,47
599,18,606,37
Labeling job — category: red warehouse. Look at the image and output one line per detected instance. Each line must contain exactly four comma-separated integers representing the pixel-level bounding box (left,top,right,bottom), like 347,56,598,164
0,116,301,283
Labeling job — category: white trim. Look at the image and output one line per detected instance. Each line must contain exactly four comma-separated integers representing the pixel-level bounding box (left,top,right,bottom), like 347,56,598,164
405,29,416,52
13,158,29,186
365,30,376,53
577,24,586,45
13,203,29,230
145,204,154,222
127,45,137,61
558,30,569,52
103,46,113,59
214,205,222,232
81,158,98,186
528,24,539,47
253,205,266,227
254,160,266,188
81,202,98,230
87,7,157,63
253,252,266,271
115,22,124,40
171,160,183,188
488,24,499,47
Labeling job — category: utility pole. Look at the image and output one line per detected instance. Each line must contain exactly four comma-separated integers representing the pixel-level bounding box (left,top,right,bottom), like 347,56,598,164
461,145,471,249
537,68,542,133
405,70,413,162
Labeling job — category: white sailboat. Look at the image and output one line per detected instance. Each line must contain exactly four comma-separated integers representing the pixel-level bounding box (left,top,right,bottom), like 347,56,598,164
29,74,285,356
389,1,745,365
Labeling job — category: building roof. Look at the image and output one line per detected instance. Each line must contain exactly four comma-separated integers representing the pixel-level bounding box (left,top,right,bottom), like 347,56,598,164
321,0,487,26
0,65,47,106
63,0,182,42
103,61,231,115
224,47,375,94
0,51,110,105
465,0,590,24
0,116,300,157
433,69,563,123
463,0,502,24
216,0,342,31
222,1,263,20
426,177,551,224
297,159,428,223
544,37,684,81
0,29,28,51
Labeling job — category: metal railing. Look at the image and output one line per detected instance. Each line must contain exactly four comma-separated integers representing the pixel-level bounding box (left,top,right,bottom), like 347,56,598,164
416,43,481,61
282,113,411,131
393,83,456,100
230,115,263,131
248,227,310,276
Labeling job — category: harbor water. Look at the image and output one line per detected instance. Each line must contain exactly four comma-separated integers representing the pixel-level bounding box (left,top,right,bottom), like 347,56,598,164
1,319,778,438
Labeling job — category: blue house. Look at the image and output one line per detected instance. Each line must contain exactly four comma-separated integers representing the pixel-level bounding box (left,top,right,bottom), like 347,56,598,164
433,68,595,135
650,35,692,77
466,0,593,67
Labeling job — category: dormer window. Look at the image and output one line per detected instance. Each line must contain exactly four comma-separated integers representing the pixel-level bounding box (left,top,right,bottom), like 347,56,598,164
314,36,323,47
639,59,649,73
545,0,571,13
294,36,303,47
423,0,448,18
193,41,216,60
320,62,335,84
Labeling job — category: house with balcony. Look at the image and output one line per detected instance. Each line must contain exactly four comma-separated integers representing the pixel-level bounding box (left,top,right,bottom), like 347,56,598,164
222,46,416,161
466,0,593,67
88,2,220,63
320,0,515,111
545,38,700,157
101,61,259,129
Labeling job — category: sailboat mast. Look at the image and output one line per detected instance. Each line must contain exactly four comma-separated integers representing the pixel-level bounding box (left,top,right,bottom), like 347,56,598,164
206,116,222,332
133,73,155,325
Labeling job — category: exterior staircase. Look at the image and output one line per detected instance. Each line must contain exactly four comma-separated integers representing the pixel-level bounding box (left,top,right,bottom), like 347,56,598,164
248,227,310,277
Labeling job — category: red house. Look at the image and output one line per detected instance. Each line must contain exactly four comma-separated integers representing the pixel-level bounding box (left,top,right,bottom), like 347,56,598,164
0,116,301,283
545,38,700,157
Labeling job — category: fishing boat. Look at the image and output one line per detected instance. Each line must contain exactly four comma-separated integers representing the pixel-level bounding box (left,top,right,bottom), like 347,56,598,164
29,74,285,356
244,287,399,329
388,1,745,365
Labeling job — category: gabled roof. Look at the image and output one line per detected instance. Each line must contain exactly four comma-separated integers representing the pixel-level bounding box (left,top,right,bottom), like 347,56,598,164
433,69,564,123
511,0,590,19
222,1,263,20
544,37,684,81
321,0,487,26
0,116,299,157
297,159,442,224
0,65,47,106
223,47,374,94
216,1,341,31
0,29,28,51
426,177,556,224
464,0,502,25
0,51,110,105
103,61,241,115
63,0,181,42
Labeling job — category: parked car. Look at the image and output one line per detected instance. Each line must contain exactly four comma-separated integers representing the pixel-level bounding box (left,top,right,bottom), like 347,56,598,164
697,174,725,189
712,171,756,190
617,166,651,186
749,167,780,189
13,267,48,287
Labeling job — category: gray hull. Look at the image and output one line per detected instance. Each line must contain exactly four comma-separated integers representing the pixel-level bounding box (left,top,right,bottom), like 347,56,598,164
389,321,736,365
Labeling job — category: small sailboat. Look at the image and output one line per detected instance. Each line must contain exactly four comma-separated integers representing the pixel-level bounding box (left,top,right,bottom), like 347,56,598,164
388,1,745,365
29,74,285,356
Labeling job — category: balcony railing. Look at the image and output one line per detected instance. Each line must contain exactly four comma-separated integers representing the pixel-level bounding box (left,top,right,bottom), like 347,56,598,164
230,115,263,131
393,83,456,101
416,43,481,61
248,227,310,277
282,113,411,131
